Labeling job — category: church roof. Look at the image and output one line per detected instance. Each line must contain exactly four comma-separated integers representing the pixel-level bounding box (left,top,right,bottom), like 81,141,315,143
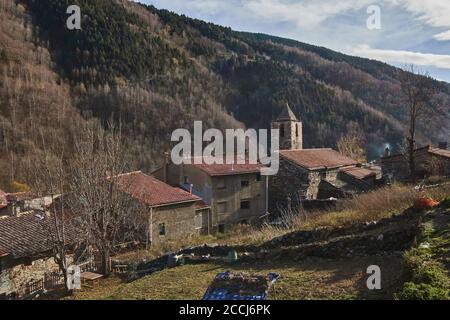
276,103,299,122
279,148,358,170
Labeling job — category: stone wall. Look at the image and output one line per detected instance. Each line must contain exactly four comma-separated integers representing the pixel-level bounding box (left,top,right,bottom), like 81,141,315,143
0,254,73,297
150,202,202,246
269,158,310,211
382,148,450,181
271,120,302,150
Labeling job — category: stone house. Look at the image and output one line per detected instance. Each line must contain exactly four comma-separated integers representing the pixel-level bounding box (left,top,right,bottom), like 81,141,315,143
153,158,267,233
0,192,53,217
270,104,379,210
381,144,450,182
0,189,6,214
0,210,78,299
115,171,211,245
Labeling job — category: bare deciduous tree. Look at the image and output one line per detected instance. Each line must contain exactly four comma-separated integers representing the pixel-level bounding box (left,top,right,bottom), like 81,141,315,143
68,121,138,276
337,123,366,163
27,130,73,293
399,65,439,182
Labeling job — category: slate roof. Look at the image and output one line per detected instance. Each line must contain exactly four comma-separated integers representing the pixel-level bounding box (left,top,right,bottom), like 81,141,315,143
115,171,200,207
280,148,358,170
276,103,299,122
0,211,78,259
339,166,377,180
382,145,450,161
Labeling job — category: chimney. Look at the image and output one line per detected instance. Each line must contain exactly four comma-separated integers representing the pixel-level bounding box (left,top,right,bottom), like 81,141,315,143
438,141,448,150
189,184,193,195
384,146,391,157
163,152,169,183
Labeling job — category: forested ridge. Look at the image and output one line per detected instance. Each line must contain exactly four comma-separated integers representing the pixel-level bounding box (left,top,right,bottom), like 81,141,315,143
0,0,449,190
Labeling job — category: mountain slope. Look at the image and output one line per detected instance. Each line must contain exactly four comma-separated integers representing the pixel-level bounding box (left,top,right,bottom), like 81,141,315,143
1,0,449,189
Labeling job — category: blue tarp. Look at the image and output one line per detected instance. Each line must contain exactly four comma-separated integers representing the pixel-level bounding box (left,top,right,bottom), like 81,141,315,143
202,271,279,301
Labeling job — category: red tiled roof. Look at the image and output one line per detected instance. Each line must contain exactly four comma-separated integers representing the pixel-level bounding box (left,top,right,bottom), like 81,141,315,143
280,148,358,170
339,166,376,180
115,171,200,207
190,155,264,176
0,211,78,259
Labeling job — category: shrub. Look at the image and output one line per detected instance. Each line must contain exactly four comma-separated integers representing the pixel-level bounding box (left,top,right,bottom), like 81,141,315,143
8,180,30,192
396,282,448,300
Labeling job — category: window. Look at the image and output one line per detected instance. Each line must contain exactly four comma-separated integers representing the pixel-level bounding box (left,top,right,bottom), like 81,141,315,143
241,180,249,188
159,223,166,236
217,202,227,214
218,224,225,233
183,176,189,184
194,213,203,230
280,124,285,138
240,200,251,210
296,124,299,137
216,178,226,190
256,173,262,182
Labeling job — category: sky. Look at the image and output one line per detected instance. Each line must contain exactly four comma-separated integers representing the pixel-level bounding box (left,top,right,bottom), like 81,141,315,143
137,0,450,83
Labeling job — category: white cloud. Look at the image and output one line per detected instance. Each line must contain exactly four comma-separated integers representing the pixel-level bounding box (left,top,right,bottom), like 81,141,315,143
143,0,375,29
395,0,450,28
350,44,450,69
433,30,450,41
242,0,373,29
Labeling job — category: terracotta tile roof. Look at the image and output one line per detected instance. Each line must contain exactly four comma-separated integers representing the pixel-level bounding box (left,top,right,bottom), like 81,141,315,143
0,211,78,259
190,155,264,176
115,171,200,207
339,166,377,180
280,148,358,170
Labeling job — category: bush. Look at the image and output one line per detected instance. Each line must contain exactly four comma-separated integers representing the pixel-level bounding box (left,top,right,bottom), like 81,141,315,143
396,282,448,300
8,180,30,192
440,197,450,209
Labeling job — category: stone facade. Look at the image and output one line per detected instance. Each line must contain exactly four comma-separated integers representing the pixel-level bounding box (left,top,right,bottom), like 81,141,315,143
381,146,450,181
154,163,267,233
0,254,73,298
148,202,208,246
272,103,303,150
270,157,335,210
272,120,303,150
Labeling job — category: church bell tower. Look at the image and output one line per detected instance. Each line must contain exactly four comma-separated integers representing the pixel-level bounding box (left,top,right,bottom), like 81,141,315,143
271,103,303,150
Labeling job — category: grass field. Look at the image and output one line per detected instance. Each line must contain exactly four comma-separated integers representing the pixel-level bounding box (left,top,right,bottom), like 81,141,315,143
64,184,449,301
67,254,403,300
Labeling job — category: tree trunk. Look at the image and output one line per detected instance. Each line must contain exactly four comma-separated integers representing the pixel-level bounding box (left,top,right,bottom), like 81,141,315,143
408,111,416,182
408,136,416,182
101,249,111,276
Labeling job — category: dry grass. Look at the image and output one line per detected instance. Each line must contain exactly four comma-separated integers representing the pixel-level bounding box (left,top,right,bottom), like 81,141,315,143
112,183,450,263
224,183,450,246
68,255,403,300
